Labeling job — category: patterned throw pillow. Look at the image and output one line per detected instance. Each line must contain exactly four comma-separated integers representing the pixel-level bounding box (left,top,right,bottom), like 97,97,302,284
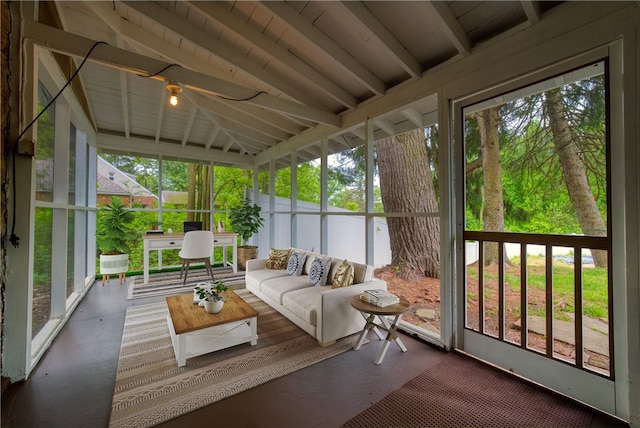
286,250,307,276
266,248,290,270
307,256,332,287
332,259,355,288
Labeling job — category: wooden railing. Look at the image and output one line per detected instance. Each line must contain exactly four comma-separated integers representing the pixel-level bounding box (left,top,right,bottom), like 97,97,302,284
463,230,612,378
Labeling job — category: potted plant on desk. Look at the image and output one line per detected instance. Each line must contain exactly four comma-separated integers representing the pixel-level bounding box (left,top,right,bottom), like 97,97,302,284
229,198,264,270
96,198,135,286
194,280,229,313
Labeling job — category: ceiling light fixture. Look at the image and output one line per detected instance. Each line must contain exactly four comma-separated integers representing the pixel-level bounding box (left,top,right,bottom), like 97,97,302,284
166,82,182,106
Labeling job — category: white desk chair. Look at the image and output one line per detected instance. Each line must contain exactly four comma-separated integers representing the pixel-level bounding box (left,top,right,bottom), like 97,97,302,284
179,230,215,284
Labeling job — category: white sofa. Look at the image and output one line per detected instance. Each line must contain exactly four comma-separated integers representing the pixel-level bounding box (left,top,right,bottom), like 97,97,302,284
245,248,388,346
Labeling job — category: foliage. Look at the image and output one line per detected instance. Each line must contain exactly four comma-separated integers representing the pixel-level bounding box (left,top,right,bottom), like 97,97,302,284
194,280,228,302
464,74,607,236
96,198,135,254
229,199,265,246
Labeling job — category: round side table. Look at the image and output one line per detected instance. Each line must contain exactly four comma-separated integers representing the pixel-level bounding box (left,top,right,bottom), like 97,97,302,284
351,295,410,364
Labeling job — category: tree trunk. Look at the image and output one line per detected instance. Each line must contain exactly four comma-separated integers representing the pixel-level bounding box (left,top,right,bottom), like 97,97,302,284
473,107,505,265
377,129,440,279
545,89,607,267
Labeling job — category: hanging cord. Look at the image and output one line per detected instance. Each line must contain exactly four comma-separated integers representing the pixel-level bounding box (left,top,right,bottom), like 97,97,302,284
136,63,180,78
216,91,267,102
9,40,108,248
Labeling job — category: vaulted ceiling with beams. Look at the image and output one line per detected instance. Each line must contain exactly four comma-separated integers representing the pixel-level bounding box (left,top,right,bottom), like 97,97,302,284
33,1,563,169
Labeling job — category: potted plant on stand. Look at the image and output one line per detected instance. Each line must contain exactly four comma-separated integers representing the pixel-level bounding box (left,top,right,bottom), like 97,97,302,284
96,198,135,286
194,280,229,313
229,198,265,270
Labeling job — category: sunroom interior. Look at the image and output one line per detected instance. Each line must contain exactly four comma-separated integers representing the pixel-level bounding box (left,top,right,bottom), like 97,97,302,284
2,1,639,426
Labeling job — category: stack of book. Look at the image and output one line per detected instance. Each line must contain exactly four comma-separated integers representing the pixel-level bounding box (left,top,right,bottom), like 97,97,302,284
360,289,400,307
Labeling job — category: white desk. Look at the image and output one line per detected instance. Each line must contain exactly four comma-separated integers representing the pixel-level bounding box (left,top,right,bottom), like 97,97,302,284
142,232,238,284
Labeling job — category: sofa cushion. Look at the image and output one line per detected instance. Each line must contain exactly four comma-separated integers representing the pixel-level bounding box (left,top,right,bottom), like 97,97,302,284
266,248,290,269
261,276,310,304
286,250,307,276
282,286,330,326
308,256,332,287
331,259,355,288
245,268,290,291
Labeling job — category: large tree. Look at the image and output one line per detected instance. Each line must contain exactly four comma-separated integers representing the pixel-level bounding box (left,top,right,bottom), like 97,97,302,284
470,107,505,265
544,89,607,267
377,129,440,279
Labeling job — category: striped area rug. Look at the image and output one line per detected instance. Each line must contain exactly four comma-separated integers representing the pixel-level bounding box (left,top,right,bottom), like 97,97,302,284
126,267,247,299
109,290,358,428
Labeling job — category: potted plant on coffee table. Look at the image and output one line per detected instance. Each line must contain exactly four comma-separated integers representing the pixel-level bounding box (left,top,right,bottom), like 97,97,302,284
229,198,265,270
194,280,229,313
96,197,135,286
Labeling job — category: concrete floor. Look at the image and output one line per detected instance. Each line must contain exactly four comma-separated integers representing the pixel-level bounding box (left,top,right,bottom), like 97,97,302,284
1,273,628,428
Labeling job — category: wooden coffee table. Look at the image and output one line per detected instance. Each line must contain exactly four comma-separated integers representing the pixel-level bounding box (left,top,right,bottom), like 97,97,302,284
166,289,258,367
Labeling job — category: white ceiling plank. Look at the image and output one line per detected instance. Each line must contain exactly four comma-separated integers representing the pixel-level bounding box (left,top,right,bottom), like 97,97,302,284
336,2,421,78
155,85,166,143
119,71,130,138
187,1,358,110
122,1,325,110
181,105,198,147
119,15,232,83
115,33,131,139
23,21,340,127
421,2,472,55
263,1,386,95
81,1,123,34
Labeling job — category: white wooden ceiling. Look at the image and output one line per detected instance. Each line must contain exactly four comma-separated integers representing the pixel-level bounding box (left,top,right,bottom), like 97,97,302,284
32,1,563,169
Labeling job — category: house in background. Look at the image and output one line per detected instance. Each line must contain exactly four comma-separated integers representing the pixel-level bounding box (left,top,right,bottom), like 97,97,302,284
97,156,157,208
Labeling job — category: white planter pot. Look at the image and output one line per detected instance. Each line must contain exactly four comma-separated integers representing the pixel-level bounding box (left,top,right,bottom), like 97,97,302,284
100,253,129,274
204,300,224,314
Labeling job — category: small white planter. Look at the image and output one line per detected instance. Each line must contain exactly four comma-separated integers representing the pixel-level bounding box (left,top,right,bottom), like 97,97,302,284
204,300,224,314
100,253,129,285
100,253,129,274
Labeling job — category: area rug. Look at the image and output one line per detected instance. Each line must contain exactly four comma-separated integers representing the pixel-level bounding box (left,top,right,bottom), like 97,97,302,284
109,289,358,428
126,267,246,299
342,351,594,428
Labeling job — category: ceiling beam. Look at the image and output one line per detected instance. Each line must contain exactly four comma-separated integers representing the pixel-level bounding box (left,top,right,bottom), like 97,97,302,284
186,1,357,110
82,2,306,136
96,132,254,168
521,1,542,24
82,1,231,83
181,105,198,147
205,123,220,151
374,118,396,137
420,1,472,55
22,21,341,127
185,91,292,141
334,2,422,78
402,107,424,128
122,1,325,110
263,1,386,96
154,85,166,143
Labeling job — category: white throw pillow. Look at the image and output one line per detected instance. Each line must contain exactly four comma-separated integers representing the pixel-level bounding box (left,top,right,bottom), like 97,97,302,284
307,256,332,287
286,250,307,276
